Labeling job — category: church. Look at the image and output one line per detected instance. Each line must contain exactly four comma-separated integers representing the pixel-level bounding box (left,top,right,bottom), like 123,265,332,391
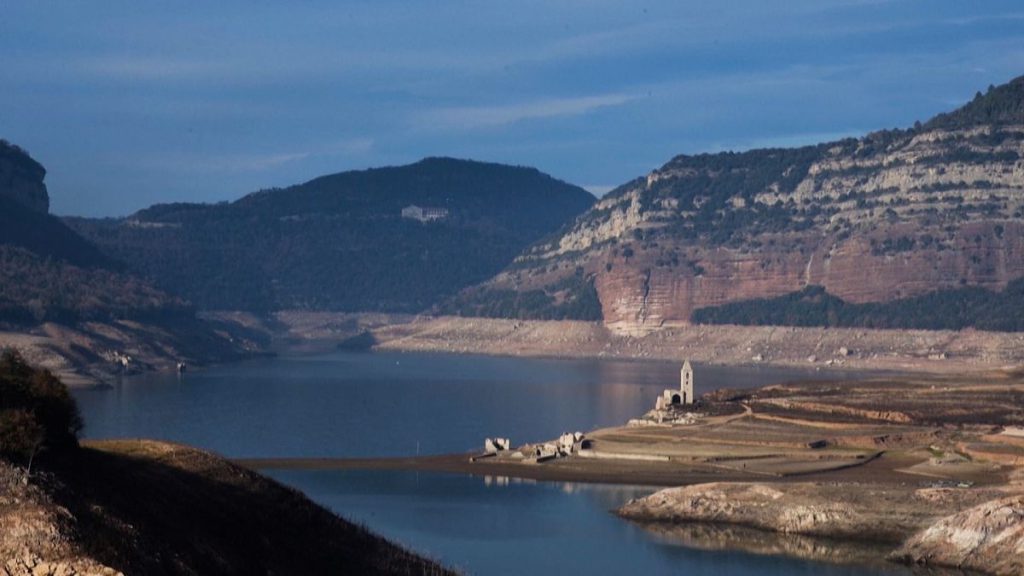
656,360,695,410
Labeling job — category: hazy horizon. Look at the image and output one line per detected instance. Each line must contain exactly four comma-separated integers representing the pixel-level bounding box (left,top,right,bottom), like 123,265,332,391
3,1,1024,217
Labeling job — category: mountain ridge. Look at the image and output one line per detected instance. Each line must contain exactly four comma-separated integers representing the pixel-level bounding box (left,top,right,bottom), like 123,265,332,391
69,157,595,312
449,74,1024,334
0,142,260,382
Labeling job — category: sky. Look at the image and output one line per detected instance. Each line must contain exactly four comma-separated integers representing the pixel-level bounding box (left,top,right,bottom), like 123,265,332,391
2,1,1023,217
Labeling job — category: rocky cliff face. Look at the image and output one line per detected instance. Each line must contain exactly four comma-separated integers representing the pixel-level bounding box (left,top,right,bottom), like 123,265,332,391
470,76,1024,334
0,140,49,214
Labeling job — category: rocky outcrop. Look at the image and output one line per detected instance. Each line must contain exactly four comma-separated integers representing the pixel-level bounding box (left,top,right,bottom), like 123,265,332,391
0,462,120,575
618,482,943,542
0,140,48,214
892,495,1024,576
620,480,1024,575
470,76,1024,334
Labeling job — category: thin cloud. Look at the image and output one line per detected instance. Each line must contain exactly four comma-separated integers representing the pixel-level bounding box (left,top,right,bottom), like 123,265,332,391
127,137,374,175
131,151,311,174
420,93,637,130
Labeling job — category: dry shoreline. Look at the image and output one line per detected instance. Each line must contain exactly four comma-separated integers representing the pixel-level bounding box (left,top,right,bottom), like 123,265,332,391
7,311,1024,386
240,367,1024,575
268,312,1024,374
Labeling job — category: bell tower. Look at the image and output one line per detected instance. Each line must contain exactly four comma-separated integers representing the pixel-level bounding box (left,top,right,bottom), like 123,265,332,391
680,360,694,404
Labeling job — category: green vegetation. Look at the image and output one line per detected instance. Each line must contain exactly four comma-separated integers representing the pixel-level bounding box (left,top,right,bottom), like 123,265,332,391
692,280,1024,332
924,76,1024,131
0,157,193,325
441,269,603,320
68,157,594,312
0,196,109,268
631,145,834,246
0,139,46,180
0,350,82,464
0,244,193,324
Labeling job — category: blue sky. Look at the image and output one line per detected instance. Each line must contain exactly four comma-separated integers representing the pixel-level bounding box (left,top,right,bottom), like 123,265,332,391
2,1,1023,217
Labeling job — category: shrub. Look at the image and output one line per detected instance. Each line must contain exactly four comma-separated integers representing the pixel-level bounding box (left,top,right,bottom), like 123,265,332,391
0,350,82,463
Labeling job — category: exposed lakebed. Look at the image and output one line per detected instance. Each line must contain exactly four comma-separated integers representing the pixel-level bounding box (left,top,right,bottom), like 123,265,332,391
73,351,908,575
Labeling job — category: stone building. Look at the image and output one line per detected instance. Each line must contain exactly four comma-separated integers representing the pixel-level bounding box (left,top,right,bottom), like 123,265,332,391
680,359,694,404
401,204,449,222
658,359,695,407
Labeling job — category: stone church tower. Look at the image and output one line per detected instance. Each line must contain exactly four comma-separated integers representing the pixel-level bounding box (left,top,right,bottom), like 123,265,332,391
679,360,694,404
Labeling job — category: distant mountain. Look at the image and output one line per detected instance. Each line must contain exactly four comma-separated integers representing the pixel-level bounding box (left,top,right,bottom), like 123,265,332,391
449,75,1024,333
0,144,192,325
0,142,260,379
68,158,595,312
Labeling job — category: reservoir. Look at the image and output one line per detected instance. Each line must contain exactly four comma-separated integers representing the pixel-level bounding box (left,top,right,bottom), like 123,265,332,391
73,351,909,575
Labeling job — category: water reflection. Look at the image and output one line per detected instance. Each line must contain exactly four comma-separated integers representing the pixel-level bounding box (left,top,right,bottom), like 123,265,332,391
635,521,899,570
74,351,900,575
267,468,912,576
74,351,874,459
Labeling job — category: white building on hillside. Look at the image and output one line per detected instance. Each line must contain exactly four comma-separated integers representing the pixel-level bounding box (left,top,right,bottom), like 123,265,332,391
401,204,448,222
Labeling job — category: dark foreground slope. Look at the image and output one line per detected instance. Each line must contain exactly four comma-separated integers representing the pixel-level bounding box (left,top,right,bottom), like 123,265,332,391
0,352,451,575
40,440,451,576
3,441,452,576
452,75,1024,334
68,157,594,312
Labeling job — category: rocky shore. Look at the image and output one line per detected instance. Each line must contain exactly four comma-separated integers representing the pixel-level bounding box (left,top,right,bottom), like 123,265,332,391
621,482,1024,575
892,492,1024,575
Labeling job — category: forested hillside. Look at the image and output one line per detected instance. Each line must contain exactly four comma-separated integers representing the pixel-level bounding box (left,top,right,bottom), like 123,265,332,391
68,158,594,312
0,147,192,325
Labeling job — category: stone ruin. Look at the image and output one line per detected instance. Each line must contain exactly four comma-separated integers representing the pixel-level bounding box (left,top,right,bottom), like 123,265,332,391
532,432,585,462
484,437,511,455
473,432,587,464
631,359,701,427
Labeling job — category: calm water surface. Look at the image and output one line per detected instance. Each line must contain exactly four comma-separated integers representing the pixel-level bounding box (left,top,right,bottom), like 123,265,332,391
73,351,907,576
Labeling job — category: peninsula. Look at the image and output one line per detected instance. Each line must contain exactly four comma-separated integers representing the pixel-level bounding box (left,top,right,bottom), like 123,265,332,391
243,364,1024,575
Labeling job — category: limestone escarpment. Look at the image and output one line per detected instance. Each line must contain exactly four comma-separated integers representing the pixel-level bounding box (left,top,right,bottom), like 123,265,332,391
0,140,48,214
466,76,1024,334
